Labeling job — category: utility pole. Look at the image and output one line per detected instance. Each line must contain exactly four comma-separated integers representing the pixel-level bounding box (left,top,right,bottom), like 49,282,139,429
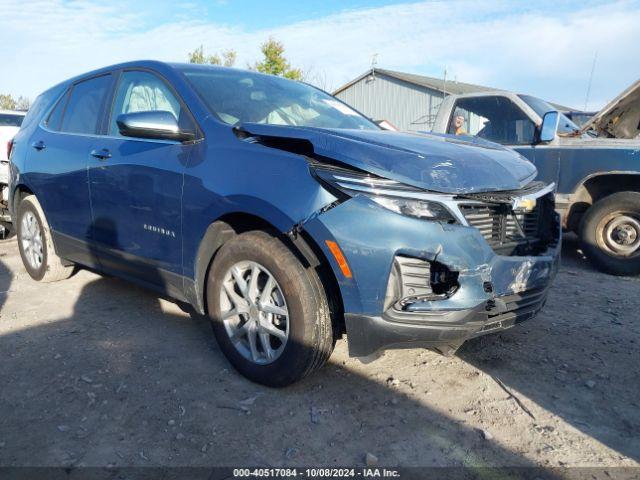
371,53,378,78
584,51,598,111
443,66,448,96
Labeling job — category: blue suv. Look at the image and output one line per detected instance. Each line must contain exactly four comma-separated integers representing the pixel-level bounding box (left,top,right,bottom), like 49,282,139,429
9,61,561,386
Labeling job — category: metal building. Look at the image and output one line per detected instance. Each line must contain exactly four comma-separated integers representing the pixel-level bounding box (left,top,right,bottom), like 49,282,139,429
333,68,494,132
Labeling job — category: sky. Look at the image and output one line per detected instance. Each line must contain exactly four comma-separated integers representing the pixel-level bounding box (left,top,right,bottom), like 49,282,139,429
0,0,639,111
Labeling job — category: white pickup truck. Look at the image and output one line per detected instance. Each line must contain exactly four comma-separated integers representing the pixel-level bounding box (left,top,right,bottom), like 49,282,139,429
1,110,26,238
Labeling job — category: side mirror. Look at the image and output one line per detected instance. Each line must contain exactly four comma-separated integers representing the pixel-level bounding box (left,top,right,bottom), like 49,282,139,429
539,111,559,143
116,111,195,142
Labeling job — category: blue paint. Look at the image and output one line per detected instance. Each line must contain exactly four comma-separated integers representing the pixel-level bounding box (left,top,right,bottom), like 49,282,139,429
9,61,560,355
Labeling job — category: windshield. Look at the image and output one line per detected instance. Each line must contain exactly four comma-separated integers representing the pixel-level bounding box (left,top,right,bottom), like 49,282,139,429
518,95,579,134
182,67,378,130
0,113,24,127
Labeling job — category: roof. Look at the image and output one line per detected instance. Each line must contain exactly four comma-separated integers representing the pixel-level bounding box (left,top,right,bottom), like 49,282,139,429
333,67,576,111
549,102,575,112
333,68,498,96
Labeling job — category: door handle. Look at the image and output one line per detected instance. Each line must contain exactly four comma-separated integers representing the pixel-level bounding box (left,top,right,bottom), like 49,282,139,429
90,148,112,160
31,140,46,151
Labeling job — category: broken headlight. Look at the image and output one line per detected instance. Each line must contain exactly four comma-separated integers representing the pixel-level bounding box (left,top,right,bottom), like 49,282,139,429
312,166,457,223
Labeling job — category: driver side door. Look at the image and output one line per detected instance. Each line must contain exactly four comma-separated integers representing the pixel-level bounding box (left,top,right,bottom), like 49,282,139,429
88,69,198,296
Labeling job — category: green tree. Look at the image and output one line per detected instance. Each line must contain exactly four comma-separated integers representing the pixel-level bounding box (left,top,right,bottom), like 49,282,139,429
188,45,236,67
0,94,16,110
0,94,30,111
252,37,303,80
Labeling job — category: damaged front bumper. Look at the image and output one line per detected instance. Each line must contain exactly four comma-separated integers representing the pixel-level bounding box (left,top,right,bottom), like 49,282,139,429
345,282,554,357
303,193,561,358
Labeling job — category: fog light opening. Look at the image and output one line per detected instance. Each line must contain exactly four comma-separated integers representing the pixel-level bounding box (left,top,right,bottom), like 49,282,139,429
430,262,460,296
385,255,459,310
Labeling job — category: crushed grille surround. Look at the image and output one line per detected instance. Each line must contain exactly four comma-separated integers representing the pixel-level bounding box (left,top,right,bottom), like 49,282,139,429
459,192,557,256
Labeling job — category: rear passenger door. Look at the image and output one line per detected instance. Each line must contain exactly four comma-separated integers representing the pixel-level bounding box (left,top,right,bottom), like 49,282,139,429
87,69,197,293
26,74,113,266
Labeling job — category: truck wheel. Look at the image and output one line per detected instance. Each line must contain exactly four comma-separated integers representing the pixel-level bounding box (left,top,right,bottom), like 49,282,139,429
206,230,334,387
579,192,640,276
16,195,73,282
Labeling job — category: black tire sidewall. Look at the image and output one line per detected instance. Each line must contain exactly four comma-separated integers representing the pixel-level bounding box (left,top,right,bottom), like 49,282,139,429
206,232,323,387
16,198,49,281
0,221,14,241
580,192,640,276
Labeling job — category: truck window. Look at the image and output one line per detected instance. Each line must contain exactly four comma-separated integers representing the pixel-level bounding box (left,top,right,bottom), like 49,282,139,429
448,96,536,145
518,94,579,134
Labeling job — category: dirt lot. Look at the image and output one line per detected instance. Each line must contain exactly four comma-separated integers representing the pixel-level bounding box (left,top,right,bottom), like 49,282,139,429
0,234,639,470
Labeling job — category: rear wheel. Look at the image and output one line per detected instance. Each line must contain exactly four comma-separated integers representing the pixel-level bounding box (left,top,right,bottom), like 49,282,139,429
206,231,334,387
579,192,640,276
16,195,73,282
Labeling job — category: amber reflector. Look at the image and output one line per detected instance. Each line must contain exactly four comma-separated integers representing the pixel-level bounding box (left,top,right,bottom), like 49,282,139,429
325,240,353,279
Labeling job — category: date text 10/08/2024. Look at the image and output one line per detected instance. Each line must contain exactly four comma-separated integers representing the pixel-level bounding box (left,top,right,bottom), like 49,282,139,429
233,468,401,478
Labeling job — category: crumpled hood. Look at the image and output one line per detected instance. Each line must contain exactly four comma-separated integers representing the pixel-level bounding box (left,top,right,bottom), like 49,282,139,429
580,79,640,139
240,123,538,194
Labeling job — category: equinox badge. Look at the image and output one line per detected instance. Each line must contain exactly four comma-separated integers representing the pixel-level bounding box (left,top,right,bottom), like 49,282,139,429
143,224,176,238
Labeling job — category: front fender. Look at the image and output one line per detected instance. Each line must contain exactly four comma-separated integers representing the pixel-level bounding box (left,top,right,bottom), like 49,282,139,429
181,129,336,281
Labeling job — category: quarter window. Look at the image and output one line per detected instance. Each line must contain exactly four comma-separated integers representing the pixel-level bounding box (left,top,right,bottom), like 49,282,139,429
59,75,112,135
109,71,188,137
46,91,70,131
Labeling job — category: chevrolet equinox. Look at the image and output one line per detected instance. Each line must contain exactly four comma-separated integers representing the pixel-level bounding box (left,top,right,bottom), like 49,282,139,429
8,62,561,386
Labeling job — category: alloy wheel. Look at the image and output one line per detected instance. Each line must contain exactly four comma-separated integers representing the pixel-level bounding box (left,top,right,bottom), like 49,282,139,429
20,211,44,270
219,260,289,365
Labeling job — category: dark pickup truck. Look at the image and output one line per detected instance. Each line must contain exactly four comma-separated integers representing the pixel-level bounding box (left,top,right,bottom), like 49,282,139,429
432,81,640,275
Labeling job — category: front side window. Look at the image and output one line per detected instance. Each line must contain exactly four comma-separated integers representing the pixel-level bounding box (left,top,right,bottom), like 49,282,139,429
109,71,185,136
181,67,378,130
448,96,536,145
60,75,111,134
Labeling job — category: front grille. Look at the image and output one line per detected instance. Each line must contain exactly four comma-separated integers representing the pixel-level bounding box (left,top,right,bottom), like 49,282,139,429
474,288,548,336
459,192,556,255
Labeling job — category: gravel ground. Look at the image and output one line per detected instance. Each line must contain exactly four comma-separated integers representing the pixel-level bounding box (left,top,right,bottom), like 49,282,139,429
0,234,638,470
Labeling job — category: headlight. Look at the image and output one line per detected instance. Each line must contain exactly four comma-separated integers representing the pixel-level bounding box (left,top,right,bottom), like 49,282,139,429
312,166,457,223
369,196,454,220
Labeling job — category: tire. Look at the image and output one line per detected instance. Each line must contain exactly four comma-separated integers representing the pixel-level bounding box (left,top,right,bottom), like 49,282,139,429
579,191,640,276
16,195,73,282
206,230,334,387
0,221,14,240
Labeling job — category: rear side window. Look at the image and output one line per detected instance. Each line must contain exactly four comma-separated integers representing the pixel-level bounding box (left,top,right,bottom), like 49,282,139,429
59,75,111,135
0,114,24,127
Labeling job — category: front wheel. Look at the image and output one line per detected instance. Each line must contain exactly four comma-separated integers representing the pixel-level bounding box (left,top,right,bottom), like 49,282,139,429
579,192,640,276
206,231,335,387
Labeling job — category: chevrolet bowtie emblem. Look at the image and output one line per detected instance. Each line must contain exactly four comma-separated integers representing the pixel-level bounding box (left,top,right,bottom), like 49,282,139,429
513,197,537,212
